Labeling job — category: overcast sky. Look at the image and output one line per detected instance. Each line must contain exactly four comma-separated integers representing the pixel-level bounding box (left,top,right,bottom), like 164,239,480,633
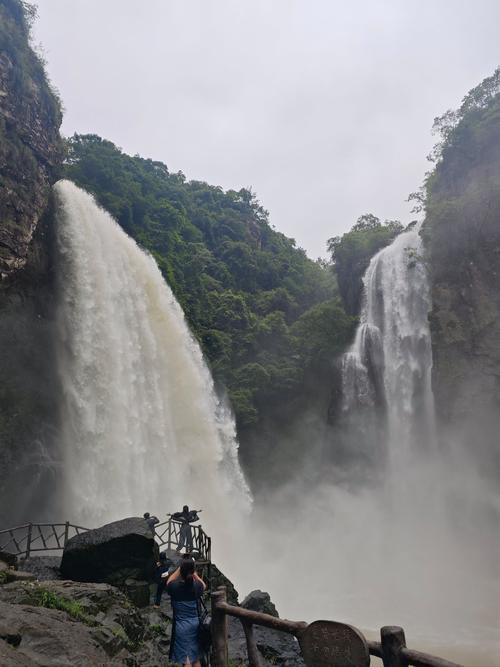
33,0,500,258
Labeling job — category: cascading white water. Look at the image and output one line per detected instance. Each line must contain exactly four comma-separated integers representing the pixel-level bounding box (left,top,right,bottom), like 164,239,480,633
342,223,436,464
249,223,500,665
53,181,251,553
51,183,500,661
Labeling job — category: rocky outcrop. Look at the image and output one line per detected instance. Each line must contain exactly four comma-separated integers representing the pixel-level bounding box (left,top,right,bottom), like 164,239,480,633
61,517,159,585
0,0,63,528
0,0,62,278
241,589,279,617
1,554,306,666
0,578,171,665
424,91,500,476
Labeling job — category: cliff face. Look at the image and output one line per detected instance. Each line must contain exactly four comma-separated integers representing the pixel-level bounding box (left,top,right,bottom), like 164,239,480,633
0,0,62,277
425,92,500,474
0,0,63,526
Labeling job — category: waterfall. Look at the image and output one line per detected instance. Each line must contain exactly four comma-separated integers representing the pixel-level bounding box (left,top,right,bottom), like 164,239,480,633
252,222,500,660
341,222,435,465
53,180,251,542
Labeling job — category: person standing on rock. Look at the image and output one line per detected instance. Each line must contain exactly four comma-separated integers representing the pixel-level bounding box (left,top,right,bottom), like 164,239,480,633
166,557,206,667
169,506,201,552
143,512,160,534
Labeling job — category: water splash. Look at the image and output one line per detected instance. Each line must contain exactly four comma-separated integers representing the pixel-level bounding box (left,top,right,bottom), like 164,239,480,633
53,180,251,551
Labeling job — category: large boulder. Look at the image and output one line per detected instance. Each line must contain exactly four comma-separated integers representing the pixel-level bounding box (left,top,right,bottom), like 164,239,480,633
60,517,158,585
241,589,279,617
0,600,123,665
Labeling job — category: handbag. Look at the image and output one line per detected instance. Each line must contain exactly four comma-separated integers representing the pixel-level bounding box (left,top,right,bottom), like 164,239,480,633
197,596,212,656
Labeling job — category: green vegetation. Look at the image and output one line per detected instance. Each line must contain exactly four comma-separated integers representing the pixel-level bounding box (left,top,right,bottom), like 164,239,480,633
64,135,355,429
419,68,500,462
327,213,403,314
422,67,500,257
149,622,170,636
32,588,96,625
0,0,62,130
427,67,500,170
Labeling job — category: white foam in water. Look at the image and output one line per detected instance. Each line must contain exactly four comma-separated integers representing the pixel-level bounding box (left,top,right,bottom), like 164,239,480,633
53,180,251,572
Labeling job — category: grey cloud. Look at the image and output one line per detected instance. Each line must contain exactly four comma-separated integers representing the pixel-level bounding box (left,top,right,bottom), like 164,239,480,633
34,0,500,257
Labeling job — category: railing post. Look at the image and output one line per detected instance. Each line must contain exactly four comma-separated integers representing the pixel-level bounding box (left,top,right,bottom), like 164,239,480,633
242,620,262,667
167,518,172,551
26,523,33,559
381,626,408,667
64,521,70,547
211,586,228,667
207,535,212,592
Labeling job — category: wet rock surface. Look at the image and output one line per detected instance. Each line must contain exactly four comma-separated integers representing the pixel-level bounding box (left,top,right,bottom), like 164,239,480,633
0,579,172,666
241,589,279,617
21,556,62,581
227,615,305,666
0,3,62,279
60,517,159,585
0,555,305,665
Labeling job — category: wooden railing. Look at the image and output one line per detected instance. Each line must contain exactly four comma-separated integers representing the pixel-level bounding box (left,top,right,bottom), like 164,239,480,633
155,517,211,563
0,517,211,564
0,522,89,559
210,586,464,667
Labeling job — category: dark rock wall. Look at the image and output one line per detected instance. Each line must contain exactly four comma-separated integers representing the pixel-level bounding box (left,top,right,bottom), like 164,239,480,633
0,0,63,527
0,0,62,277
425,96,500,475
0,202,61,527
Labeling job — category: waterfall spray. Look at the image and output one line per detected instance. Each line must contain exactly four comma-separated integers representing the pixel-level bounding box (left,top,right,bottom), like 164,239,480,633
248,224,500,663
53,180,251,566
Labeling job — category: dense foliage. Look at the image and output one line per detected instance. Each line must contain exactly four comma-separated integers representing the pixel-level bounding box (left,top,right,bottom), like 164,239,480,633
421,69,500,477
64,135,355,429
422,68,500,252
0,0,62,126
327,214,403,314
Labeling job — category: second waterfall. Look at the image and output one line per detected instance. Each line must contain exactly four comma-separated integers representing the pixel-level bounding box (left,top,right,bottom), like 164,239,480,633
53,180,251,541
341,222,436,469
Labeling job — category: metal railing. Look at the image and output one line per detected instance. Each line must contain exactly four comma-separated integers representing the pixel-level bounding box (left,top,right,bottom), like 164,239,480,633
210,586,464,667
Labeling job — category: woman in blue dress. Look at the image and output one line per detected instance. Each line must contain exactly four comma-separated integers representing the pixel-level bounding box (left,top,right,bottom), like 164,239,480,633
166,557,206,666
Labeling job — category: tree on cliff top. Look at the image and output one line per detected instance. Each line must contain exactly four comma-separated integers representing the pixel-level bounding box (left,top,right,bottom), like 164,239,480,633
64,134,355,433
327,214,403,315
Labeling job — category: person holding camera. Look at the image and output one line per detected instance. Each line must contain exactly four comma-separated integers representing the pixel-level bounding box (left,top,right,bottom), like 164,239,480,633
164,556,206,667
169,505,202,552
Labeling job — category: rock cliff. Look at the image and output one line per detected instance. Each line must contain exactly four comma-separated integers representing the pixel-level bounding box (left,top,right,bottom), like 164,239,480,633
424,86,500,475
0,0,62,277
0,0,63,527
